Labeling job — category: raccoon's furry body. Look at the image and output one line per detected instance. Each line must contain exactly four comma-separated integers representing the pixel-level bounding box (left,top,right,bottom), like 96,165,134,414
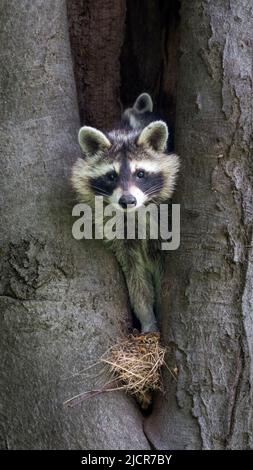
71,93,180,332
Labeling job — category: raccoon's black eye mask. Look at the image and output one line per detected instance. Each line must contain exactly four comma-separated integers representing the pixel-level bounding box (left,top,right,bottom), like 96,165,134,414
135,171,164,195
107,171,118,182
89,173,118,196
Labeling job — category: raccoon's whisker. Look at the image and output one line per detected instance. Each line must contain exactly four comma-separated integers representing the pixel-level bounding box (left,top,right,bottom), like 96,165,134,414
90,186,107,194
144,190,161,197
148,192,163,198
143,185,164,195
90,186,109,197
146,188,163,195
144,187,163,196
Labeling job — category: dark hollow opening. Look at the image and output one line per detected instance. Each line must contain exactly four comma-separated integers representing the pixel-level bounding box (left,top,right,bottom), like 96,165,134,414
120,0,181,150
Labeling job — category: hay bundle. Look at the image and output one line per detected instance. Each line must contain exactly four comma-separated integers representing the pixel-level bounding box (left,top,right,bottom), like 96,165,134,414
102,332,165,408
64,332,166,409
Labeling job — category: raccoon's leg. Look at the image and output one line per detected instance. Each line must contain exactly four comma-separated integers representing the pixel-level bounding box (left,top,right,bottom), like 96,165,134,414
125,265,157,333
113,242,158,333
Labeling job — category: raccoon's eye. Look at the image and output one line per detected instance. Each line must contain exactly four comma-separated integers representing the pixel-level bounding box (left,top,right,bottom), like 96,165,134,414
136,170,145,179
107,171,117,182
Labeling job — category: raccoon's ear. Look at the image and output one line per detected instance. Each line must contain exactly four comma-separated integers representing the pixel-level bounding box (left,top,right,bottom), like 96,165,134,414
137,121,168,152
78,126,111,157
133,93,153,114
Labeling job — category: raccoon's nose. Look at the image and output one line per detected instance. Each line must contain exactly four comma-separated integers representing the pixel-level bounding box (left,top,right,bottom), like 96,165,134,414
119,194,137,209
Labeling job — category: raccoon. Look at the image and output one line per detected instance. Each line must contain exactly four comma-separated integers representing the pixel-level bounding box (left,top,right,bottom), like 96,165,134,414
121,93,154,130
122,92,174,152
71,94,180,333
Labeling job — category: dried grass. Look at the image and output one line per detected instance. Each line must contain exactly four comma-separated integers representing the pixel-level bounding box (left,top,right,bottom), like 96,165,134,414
64,332,166,409
101,332,165,408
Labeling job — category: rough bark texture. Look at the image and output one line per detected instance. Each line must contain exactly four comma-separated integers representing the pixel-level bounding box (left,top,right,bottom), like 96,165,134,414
0,0,149,450
67,0,126,129
145,0,253,450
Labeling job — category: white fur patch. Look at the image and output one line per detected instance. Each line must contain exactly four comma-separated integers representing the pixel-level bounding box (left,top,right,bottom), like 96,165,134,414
129,114,141,129
128,186,147,208
108,186,146,211
109,187,124,207
130,160,161,174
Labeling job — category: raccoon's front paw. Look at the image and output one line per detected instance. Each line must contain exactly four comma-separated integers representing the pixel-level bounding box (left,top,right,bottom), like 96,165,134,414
141,322,159,334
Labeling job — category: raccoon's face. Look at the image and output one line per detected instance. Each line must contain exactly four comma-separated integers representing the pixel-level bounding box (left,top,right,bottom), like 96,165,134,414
72,121,180,211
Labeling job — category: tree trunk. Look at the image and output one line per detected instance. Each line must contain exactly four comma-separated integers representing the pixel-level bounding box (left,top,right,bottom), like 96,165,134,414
0,0,149,450
145,0,253,450
67,0,126,129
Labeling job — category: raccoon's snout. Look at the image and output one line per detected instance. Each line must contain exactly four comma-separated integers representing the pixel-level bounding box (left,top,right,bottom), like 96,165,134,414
118,194,137,209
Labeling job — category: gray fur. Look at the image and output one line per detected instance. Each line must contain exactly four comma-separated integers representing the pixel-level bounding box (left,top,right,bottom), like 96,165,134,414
122,92,155,130
107,238,163,332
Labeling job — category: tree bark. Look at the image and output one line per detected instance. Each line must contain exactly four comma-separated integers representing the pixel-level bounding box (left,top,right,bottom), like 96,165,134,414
0,0,149,450
67,0,126,129
145,0,253,450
